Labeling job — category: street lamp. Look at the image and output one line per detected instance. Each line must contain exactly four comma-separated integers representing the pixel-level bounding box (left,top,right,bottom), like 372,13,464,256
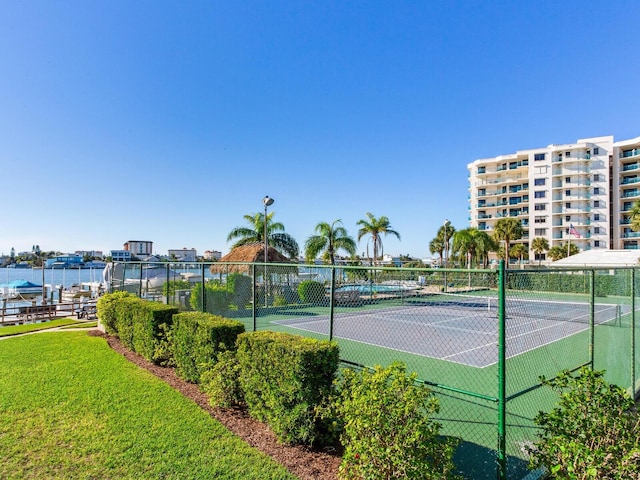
443,219,450,292
262,196,274,306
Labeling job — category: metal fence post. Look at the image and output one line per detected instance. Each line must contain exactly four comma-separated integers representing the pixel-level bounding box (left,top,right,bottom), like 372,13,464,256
252,264,257,332
631,269,636,395
497,259,506,480
590,270,595,368
329,267,336,341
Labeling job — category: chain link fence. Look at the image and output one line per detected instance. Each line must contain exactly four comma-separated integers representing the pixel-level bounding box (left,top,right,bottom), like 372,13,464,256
107,261,640,480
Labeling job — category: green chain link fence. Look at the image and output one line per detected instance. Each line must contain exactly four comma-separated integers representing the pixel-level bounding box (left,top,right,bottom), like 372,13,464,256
108,260,640,479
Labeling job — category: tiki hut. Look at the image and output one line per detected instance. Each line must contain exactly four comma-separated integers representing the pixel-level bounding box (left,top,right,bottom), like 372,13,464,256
209,242,297,275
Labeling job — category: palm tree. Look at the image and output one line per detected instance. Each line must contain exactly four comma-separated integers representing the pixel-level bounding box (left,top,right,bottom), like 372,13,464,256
227,212,299,259
452,227,495,269
531,237,550,266
304,220,357,265
356,213,401,264
630,200,640,232
510,243,528,267
429,237,445,265
493,218,523,265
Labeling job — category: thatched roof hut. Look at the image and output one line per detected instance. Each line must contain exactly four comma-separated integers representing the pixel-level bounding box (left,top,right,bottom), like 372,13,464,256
209,243,297,274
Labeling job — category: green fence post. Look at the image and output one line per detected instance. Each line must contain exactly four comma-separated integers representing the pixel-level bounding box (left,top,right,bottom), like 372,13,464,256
590,270,595,368
252,264,257,332
329,266,336,341
165,263,169,304
138,263,143,298
631,269,636,395
497,259,506,480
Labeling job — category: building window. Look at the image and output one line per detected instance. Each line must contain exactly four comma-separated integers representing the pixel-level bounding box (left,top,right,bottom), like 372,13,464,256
534,204,546,211
566,151,571,157
534,178,546,186
565,190,571,196
594,213,600,221
593,174,600,181
594,227,601,234
535,216,546,223
594,200,600,207
534,153,546,161
566,202,571,209
534,191,546,198
534,228,547,236
565,177,571,183
594,240,601,247
594,147,599,155
594,187,600,195
565,216,571,222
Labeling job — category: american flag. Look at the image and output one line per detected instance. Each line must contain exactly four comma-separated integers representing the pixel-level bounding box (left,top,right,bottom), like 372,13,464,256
569,224,581,238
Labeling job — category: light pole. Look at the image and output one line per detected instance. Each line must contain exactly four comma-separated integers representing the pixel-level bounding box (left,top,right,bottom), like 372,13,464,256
262,196,274,306
443,219,450,292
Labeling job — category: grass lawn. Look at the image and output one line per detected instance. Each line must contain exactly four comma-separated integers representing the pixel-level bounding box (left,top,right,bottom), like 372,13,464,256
0,331,296,480
0,318,80,337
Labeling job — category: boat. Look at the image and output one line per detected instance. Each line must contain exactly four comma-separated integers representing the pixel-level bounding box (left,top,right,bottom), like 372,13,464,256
0,280,44,300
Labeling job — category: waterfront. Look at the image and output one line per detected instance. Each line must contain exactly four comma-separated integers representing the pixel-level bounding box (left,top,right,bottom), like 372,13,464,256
0,267,104,289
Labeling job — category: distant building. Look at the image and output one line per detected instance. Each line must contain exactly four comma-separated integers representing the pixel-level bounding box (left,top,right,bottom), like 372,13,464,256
168,248,197,262
75,250,104,258
124,240,153,256
111,250,132,262
203,250,222,261
45,254,85,269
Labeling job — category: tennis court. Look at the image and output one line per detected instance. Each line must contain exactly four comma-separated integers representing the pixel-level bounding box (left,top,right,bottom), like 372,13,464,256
273,295,627,368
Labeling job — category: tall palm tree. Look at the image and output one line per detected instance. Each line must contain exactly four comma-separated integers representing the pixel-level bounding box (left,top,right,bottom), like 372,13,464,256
510,243,528,267
227,212,299,259
531,237,550,266
493,218,523,265
356,213,401,264
304,220,356,265
429,237,445,265
452,227,495,269
630,200,640,232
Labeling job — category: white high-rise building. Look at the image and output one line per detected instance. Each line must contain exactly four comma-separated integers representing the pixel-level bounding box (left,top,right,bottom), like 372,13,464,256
468,135,640,263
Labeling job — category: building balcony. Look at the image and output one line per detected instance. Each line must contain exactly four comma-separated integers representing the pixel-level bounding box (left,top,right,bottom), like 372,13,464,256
623,232,640,239
622,190,640,198
620,177,640,185
620,148,640,159
622,163,640,172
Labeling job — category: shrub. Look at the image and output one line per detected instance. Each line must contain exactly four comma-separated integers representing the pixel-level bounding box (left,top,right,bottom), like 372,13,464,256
228,273,253,310
297,280,325,304
162,279,191,297
96,291,135,335
334,362,459,480
236,331,339,445
201,350,244,408
529,367,640,478
189,281,230,315
171,312,245,383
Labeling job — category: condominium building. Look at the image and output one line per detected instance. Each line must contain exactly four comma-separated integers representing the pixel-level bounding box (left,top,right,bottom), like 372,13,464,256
468,135,640,262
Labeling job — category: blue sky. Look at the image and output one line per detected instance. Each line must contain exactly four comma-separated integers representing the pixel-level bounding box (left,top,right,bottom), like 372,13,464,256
1,1,639,258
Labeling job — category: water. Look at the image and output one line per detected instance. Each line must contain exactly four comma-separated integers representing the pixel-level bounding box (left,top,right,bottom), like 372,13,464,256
0,267,105,289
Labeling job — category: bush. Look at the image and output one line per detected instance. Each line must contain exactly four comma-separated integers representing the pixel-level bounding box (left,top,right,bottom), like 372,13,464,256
236,331,339,445
297,280,325,304
96,291,135,335
189,281,230,315
228,273,253,310
201,350,244,408
171,312,245,383
334,362,459,480
529,367,640,478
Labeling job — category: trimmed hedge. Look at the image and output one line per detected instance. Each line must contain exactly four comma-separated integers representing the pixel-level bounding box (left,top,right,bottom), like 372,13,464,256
96,291,136,335
189,282,230,315
172,312,245,383
236,331,339,444
297,280,325,304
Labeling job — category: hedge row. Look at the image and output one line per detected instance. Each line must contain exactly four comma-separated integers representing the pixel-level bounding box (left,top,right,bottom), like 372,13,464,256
172,312,245,383
508,270,638,297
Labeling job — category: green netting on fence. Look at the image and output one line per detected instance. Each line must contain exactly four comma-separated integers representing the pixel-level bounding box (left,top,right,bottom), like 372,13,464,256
108,261,640,480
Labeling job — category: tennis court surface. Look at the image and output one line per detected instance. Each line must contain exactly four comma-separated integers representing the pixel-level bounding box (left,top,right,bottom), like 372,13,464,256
273,295,627,368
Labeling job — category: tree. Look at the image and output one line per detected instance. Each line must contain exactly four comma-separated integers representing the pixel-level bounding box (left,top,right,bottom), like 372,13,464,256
492,218,523,264
531,237,549,266
510,243,528,266
227,212,299,259
547,243,579,262
630,200,640,232
429,237,445,265
356,213,401,264
304,220,357,265
452,227,495,269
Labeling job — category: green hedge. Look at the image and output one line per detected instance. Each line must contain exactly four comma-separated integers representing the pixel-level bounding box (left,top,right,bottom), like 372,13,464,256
189,282,230,315
236,331,339,445
297,280,325,304
172,312,245,383
508,270,634,298
96,291,135,335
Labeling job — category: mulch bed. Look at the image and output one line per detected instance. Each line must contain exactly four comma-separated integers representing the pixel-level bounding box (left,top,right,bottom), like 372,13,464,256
89,330,341,480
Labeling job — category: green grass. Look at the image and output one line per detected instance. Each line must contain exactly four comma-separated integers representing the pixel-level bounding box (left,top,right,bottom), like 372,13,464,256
0,318,80,337
0,331,296,480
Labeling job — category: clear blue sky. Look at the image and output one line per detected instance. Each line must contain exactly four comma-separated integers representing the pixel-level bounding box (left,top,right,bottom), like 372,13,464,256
1,1,639,258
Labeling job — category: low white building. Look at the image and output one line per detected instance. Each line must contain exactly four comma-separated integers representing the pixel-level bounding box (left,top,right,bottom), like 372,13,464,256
168,248,197,262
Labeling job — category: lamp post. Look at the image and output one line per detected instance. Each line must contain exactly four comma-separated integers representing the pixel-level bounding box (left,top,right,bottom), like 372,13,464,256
443,219,450,292
262,195,274,306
